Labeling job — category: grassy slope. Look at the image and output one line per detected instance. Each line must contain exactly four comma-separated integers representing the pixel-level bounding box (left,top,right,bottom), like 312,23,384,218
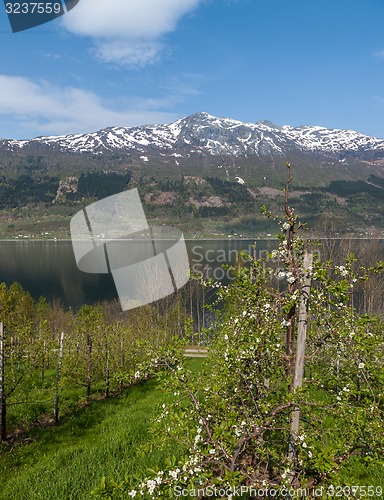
0,360,203,500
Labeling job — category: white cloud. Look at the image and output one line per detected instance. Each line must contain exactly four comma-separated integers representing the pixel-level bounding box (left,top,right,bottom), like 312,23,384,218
63,0,201,38
94,39,163,67
0,75,178,139
62,0,203,66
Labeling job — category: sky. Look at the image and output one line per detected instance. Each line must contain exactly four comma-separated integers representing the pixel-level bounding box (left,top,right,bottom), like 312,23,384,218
1,0,384,140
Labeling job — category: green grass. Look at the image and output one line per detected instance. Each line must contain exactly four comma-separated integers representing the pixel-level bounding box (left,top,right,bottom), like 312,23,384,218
338,457,384,489
0,359,203,500
1,383,162,499
302,388,384,488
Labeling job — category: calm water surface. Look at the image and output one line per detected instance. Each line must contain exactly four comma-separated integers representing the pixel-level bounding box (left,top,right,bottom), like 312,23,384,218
0,239,275,308
0,239,382,309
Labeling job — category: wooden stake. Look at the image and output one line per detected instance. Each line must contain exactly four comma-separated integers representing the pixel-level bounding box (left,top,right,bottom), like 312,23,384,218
0,322,6,442
54,331,65,423
288,253,313,461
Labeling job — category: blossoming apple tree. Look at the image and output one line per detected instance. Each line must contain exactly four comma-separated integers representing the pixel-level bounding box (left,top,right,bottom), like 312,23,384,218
95,164,384,498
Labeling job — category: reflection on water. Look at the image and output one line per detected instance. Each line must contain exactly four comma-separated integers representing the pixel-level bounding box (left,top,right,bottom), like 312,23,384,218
0,241,116,308
0,239,382,310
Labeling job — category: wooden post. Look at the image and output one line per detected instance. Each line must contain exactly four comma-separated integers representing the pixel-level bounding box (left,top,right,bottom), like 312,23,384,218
0,322,6,442
54,331,65,423
41,338,46,384
105,337,110,399
86,333,92,404
289,253,313,462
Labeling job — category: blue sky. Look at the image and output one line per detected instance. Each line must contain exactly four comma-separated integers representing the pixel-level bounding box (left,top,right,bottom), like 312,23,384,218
1,0,384,139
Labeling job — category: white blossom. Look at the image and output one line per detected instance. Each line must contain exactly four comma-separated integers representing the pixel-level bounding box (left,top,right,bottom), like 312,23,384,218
281,469,289,479
169,468,180,479
234,426,242,437
146,479,157,494
338,265,349,277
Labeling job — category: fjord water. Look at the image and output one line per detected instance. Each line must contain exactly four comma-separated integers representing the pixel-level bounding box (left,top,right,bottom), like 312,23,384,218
0,239,272,308
0,239,382,309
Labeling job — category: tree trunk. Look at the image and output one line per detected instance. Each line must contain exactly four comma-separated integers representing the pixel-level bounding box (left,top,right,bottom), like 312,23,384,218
286,303,296,385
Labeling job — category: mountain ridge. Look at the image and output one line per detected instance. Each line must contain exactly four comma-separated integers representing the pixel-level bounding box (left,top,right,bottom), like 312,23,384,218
2,112,384,162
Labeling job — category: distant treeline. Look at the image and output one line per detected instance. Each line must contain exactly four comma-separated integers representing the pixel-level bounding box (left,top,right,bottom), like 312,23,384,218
327,175,384,200
0,174,59,208
205,177,254,203
0,171,132,208
68,171,132,201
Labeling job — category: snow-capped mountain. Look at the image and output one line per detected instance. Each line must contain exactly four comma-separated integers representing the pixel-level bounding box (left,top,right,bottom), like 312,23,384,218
2,112,384,161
